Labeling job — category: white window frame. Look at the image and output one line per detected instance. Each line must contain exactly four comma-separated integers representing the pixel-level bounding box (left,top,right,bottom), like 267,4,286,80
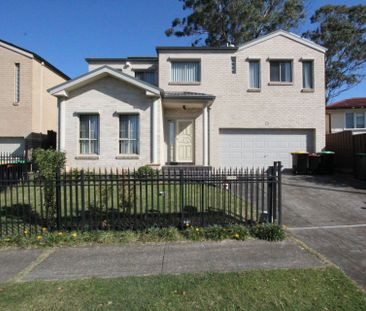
119,114,139,155
269,59,293,83
344,111,366,129
248,59,261,90
302,59,314,90
170,60,201,84
79,114,99,155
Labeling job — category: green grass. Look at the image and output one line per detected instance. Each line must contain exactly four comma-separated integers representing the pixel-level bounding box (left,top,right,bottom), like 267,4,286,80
1,179,257,235
0,224,286,248
0,267,364,310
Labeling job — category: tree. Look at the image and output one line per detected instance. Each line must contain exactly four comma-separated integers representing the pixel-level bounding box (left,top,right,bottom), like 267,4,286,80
304,5,366,103
165,0,305,47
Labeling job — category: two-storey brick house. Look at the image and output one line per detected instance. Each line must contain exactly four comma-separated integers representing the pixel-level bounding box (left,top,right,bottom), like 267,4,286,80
0,39,69,155
49,30,326,169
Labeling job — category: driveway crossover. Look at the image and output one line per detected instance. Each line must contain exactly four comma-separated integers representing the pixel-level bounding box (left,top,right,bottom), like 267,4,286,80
283,174,366,290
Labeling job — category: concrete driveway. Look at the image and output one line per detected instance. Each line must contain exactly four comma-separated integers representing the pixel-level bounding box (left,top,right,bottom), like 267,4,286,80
282,173,366,290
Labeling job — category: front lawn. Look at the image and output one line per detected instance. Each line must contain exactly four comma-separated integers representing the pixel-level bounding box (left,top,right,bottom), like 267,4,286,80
0,267,365,311
1,179,257,235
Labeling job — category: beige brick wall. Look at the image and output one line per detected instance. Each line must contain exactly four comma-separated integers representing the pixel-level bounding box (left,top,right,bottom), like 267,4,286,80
0,43,67,145
88,60,158,85
158,35,326,167
63,76,155,170
0,45,33,137
32,61,67,134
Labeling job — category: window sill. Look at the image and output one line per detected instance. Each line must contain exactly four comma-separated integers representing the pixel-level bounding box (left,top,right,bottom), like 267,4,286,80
75,155,100,160
344,128,366,131
301,89,314,93
115,155,139,160
247,88,261,93
168,82,201,86
268,82,293,86
13,102,20,106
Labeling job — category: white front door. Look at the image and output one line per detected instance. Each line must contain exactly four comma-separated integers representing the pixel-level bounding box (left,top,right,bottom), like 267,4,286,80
176,120,194,162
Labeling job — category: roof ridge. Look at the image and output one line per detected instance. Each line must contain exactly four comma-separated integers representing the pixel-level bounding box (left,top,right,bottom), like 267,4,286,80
0,38,70,80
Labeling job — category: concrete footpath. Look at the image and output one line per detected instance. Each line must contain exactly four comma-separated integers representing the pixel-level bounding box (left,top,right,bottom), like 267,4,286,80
0,239,325,283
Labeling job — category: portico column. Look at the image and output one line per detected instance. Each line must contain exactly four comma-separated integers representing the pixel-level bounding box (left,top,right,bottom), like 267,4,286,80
152,98,159,164
58,97,66,152
203,105,209,166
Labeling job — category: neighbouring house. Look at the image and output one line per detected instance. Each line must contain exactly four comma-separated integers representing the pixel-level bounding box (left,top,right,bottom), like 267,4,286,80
0,39,69,156
48,30,326,170
326,98,366,134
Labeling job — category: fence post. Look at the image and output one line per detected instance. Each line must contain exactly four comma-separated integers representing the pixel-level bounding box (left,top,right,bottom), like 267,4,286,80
56,168,61,231
180,169,184,225
276,161,282,226
81,170,85,230
267,165,274,223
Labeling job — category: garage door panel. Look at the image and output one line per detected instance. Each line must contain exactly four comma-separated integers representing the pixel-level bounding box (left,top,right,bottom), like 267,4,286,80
219,129,314,169
0,138,25,155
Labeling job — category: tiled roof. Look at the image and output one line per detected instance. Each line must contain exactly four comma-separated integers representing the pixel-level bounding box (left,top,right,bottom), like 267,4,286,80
0,39,70,80
163,91,215,100
326,98,366,110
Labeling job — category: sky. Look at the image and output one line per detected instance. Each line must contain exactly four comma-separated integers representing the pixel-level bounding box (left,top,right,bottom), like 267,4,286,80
0,0,365,104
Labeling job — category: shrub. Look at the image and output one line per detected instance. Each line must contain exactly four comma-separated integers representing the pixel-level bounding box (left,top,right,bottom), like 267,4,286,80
249,224,286,241
226,224,249,241
203,225,228,241
32,149,66,227
182,226,204,241
136,165,156,177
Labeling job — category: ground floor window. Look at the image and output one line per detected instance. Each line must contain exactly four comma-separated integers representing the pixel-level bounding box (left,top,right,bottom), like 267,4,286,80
79,115,99,154
119,115,139,154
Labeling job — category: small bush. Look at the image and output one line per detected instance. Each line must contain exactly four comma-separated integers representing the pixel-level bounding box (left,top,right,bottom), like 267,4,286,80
183,226,204,241
203,225,228,241
249,224,286,241
136,165,156,177
226,224,249,241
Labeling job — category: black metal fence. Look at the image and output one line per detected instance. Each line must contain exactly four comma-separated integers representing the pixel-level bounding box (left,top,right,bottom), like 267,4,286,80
0,152,30,181
0,162,282,236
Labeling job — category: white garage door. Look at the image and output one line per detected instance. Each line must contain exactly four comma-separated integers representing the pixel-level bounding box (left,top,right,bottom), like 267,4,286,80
219,129,314,169
0,137,25,155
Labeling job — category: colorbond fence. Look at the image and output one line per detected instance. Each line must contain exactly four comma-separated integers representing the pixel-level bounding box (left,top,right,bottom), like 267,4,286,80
326,131,366,172
0,162,282,236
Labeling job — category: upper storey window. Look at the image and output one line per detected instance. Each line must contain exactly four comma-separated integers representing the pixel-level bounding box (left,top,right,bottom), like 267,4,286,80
270,60,292,83
302,60,314,90
171,61,200,83
135,71,156,85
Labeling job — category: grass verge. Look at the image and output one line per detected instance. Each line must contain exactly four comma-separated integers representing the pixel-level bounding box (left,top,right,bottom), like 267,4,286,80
0,267,365,311
0,224,285,248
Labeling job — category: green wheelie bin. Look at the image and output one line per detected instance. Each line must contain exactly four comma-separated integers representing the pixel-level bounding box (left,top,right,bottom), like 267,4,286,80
318,151,335,174
355,153,366,180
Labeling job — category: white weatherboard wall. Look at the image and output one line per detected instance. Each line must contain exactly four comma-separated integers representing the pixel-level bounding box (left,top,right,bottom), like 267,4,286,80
219,129,314,168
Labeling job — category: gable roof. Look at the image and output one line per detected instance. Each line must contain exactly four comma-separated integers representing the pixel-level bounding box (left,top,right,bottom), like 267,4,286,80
326,98,366,110
48,65,162,97
237,30,327,53
0,38,70,80
85,57,158,63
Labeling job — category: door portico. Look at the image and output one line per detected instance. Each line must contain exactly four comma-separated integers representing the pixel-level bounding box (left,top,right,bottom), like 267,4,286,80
162,94,214,166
